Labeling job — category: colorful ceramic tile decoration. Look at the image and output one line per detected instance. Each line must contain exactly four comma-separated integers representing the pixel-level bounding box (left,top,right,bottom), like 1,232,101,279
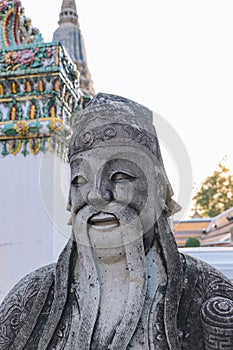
0,0,93,158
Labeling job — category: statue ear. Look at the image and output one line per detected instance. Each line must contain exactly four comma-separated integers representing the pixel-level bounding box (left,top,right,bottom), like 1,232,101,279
66,189,72,225
165,197,182,218
66,188,72,212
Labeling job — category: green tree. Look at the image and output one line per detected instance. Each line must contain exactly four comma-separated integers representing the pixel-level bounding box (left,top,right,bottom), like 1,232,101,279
193,162,233,217
184,237,201,247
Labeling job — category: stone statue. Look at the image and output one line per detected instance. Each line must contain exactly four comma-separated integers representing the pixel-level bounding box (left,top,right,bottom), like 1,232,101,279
1,93,233,349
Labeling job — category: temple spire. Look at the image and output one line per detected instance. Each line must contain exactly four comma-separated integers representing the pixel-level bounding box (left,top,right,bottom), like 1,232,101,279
59,0,78,25
61,0,77,11
53,0,95,96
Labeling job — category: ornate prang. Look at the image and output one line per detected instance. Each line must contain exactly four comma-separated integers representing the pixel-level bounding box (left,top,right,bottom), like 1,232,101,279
0,0,43,47
0,1,86,159
0,42,81,158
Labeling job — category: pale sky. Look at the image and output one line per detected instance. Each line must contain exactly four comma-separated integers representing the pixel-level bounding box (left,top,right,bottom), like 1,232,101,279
22,0,233,217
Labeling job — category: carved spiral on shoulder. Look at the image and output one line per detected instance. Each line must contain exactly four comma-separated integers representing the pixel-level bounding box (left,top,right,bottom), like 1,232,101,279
202,297,233,327
201,297,233,350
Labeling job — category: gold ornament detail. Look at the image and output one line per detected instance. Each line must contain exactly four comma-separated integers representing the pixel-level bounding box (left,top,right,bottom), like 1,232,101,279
0,84,4,95
49,120,56,131
50,106,56,118
30,104,36,119
38,80,44,92
11,81,18,94
14,121,29,135
9,140,22,156
25,81,32,93
10,106,17,120
5,51,18,65
29,138,41,155
54,79,60,92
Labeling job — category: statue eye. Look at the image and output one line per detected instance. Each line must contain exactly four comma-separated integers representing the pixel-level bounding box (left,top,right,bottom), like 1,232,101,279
71,175,88,186
111,172,135,182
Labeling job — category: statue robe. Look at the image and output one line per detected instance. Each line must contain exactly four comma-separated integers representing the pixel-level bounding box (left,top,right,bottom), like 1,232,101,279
1,238,233,350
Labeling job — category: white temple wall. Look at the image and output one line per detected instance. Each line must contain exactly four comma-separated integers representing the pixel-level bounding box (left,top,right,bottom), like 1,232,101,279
0,152,70,301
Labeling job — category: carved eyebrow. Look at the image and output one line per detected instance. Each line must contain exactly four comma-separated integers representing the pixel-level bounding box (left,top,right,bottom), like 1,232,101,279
111,171,136,182
70,157,83,164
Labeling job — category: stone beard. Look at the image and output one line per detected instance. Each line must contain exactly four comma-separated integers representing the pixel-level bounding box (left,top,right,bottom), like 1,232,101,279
1,93,233,350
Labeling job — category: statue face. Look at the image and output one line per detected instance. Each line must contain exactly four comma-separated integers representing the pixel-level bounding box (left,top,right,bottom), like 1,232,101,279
70,145,166,250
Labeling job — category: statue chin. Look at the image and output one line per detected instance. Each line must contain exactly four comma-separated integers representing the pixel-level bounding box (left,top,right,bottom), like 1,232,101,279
74,208,146,263
88,224,126,263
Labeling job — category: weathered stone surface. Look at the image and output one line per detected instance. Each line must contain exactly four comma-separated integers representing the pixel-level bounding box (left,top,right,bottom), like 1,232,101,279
1,93,233,349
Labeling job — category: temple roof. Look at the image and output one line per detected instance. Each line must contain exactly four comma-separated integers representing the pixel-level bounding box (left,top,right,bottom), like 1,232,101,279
174,207,233,247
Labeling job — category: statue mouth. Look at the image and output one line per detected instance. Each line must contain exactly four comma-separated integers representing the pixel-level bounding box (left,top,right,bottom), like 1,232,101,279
88,212,120,228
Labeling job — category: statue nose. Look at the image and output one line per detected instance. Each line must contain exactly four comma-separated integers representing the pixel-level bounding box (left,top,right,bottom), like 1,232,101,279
87,187,112,209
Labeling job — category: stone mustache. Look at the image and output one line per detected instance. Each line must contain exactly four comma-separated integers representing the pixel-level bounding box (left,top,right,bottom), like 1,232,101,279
0,93,233,349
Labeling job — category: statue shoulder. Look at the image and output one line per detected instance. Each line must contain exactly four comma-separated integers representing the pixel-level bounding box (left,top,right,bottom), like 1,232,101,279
179,254,233,349
0,264,55,349
180,252,233,297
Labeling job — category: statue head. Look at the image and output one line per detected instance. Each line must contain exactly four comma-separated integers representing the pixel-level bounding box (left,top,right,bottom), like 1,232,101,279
68,93,180,251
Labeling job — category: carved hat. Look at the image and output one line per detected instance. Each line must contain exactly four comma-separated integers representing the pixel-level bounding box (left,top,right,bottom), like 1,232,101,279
69,93,180,217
